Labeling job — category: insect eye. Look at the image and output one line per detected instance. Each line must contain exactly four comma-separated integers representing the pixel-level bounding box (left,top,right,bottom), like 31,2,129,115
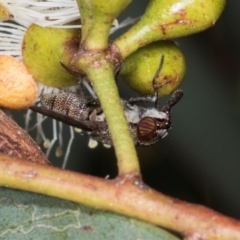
137,117,157,141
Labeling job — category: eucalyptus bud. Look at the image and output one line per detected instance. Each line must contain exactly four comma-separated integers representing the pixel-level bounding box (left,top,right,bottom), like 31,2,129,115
115,0,226,58
22,24,80,88
120,41,185,97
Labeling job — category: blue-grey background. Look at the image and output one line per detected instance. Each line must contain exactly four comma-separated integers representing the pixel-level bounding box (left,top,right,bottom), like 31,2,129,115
17,0,240,220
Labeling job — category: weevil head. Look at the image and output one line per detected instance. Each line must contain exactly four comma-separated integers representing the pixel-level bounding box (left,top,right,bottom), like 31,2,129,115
137,117,157,142
137,90,183,146
136,112,170,146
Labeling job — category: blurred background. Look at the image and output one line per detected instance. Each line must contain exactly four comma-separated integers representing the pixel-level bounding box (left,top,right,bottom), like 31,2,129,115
15,0,240,220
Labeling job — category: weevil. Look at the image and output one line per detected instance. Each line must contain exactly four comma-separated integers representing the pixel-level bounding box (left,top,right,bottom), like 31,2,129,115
29,56,183,147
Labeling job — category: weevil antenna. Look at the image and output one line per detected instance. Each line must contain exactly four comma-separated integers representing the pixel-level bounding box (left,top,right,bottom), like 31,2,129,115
167,90,183,107
161,90,183,114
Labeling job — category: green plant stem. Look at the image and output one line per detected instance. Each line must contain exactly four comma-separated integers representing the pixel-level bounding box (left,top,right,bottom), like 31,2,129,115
77,0,110,49
1,154,240,240
75,53,140,175
75,0,139,175
75,0,93,43
77,0,132,50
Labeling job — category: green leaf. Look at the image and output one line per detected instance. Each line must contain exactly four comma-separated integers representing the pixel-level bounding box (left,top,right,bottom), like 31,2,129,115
0,187,180,240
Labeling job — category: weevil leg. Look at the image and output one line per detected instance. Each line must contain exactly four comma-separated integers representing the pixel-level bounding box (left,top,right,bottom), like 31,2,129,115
152,55,165,108
128,95,156,105
127,54,167,107
60,61,85,96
